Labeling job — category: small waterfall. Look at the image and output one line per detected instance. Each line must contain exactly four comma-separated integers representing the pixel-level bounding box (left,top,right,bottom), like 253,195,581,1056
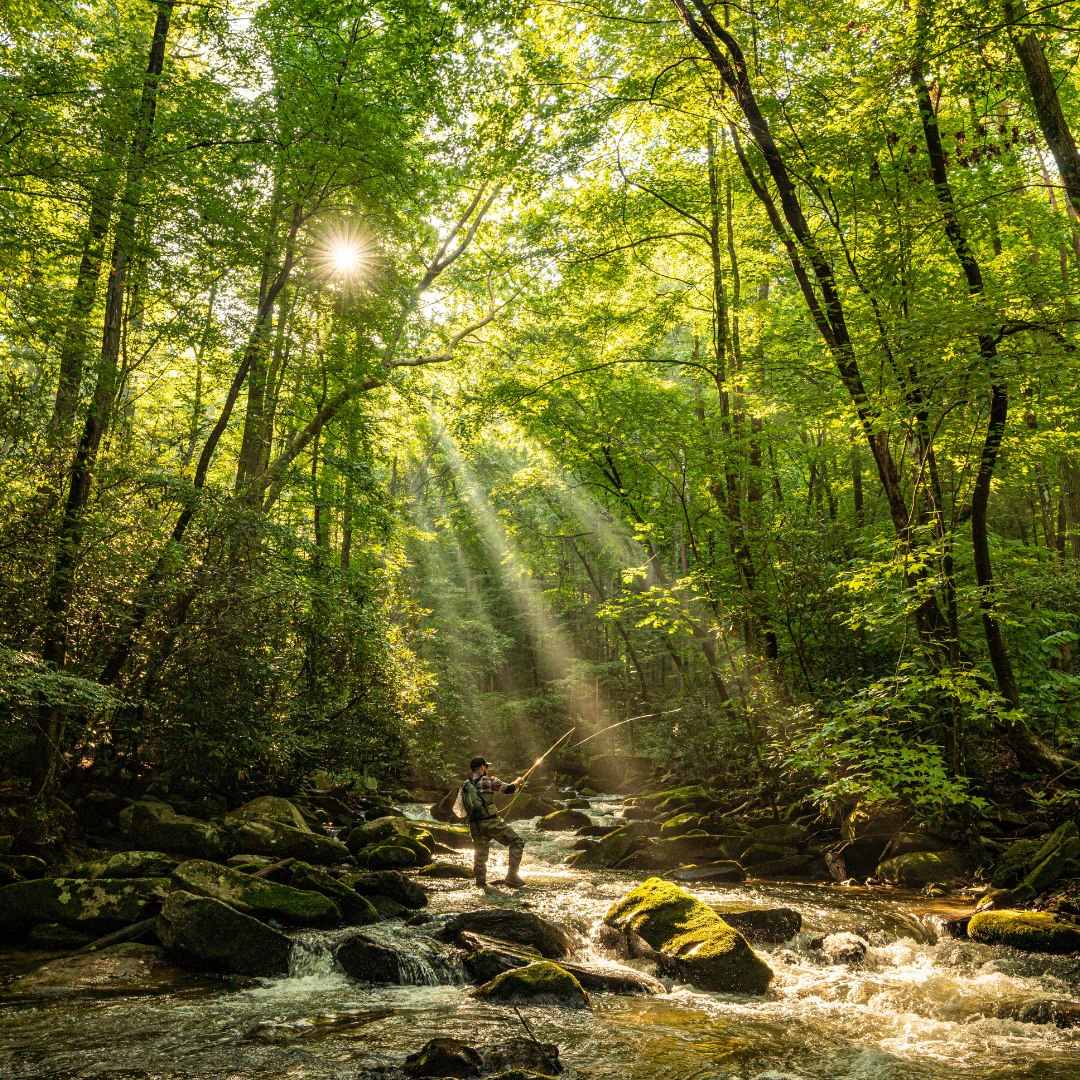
288,931,339,979
356,922,467,986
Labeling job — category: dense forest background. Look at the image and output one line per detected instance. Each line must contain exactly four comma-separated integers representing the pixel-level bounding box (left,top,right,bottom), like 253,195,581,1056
3,0,1080,828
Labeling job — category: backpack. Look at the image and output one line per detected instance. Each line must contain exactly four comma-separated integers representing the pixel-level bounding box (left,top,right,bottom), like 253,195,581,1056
453,778,488,822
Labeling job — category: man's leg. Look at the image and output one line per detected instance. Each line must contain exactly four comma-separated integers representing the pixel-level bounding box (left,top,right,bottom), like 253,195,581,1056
490,819,526,887
470,822,490,887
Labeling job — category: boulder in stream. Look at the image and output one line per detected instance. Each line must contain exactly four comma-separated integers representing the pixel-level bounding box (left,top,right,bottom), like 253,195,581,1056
417,863,474,879
118,801,224,860
603,877,773,994
1019,823,1080,893
67,851,179,880
480,1038,562,1075
342,869,428,909
403,1037,483,1077
876,850,973,887
818,932,868,965
668,861,746,883
225,796,310,832
156,890,291,975
26,922,97,949
721,907,802,944
472,961,589,1009
347,818,434,868
537,809,593,832
439,908,579,957
968,909,1080,954
0,876,170,931
289,861,379,924
335,924,462,984
171,859,342,926
229,821,352,865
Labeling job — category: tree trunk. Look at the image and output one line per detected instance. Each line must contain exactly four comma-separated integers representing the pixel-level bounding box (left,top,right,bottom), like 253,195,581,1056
34,1,174,790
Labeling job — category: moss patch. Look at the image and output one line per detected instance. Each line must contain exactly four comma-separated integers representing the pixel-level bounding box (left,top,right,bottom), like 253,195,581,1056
472,961,589,1009
0,877,170,929
876,850,973,887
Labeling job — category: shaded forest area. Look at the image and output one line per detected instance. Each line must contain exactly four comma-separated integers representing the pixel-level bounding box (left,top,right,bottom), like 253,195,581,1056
3,0,1080,850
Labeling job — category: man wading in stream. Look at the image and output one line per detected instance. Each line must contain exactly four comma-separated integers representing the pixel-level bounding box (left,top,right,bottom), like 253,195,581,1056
460,756,526,888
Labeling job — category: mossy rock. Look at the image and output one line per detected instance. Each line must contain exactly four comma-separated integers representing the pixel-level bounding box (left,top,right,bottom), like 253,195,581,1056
423,824,472,850
1020,823,1080,893
537,809,593,832
741,843,799,867
968,909,1080,954
341,869,427,909
402,1036,482,1077
356,841,426,871
876,850,973,887
289,861,379,924
346,817,433,860
604,877,773,994
171,859,341,926
70,852,179,880
157,890,291,975
118,801,224,860
440,909,577,957
228,820,351,865
472,961,589,1009
225,796,310,832
738,824,807,852
991,839,1043,888
620,833,730,871
0,877,170,931
659,812,701,837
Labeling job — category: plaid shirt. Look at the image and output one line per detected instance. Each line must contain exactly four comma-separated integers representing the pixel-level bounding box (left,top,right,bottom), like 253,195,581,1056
470,771,517,795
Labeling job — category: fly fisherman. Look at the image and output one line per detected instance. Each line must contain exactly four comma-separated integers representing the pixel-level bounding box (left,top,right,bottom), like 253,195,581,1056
459,756,526,888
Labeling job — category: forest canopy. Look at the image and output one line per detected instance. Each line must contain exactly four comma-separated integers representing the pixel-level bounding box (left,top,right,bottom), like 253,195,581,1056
2,0,1080,825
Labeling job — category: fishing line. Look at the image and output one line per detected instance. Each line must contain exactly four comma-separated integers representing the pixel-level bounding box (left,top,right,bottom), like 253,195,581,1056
566,707,683,750
503,726,576,812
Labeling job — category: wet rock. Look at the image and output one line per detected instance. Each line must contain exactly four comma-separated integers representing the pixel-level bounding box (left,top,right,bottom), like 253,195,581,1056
968,909,1080,954
229,820,352,865
876,850,973,887
423,824,473,850
721,907,802,944
439,909,578,958
537,809,593,832
820,932,868,965
0,877,170,931
480,1038,562,1075
342,870,428,909
369,895,410,918
403,1037,482,1077
658,812,701,836
118,801,224,860
334,926,460,984
620,833,729,871
157,890,290,975
25,922,98,949
473,961,589,1009
568,825,648,869
346,819,433,868
939,915,971,939
975,887,1016,912
622,805,656,821
289,861,379,924
69,851,179,880
463,936,541,983
667,861,746,883
417,863,474,879
171,859,341,926
5,942,196,997
226,796,310,832
603,877,773,994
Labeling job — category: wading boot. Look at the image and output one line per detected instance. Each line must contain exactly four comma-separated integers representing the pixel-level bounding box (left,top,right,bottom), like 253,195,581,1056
474,868,487,889
502,852,525,889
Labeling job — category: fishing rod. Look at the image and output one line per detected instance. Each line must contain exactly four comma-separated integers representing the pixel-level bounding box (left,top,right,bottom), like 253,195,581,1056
566,707,683,750
503,726,576,811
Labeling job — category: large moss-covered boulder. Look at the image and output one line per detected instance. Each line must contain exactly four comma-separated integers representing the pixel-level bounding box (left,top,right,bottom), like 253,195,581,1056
156,890,291,975
229,820,351,865
69,851,179,880
356,842,427,871
226,796,310,832
876,850,973,887
440,909,578,957
603,877,773,994
289,861,378,925
472,961,589,1009
6,942,197,998
659,812,701,836
0,877,170,931
968,910,1080,954
171,860,340,926
990,839,1043,888
345,818,433,868
118,801,224,860
341,869,428,909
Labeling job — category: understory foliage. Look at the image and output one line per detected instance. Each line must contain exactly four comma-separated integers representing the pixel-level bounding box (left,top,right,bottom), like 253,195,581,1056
2,0,1080,822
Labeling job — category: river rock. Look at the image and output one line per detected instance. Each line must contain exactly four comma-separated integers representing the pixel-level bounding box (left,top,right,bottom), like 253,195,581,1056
0,877,170,931
171,860,341,926
342,870,428,909
537,809,593,832
885,832,941,859
721,907,802,943
418,863,474,879
334,926,459,984
439,909,578,957
6,942,196,997
289,861,379,924
820,932,868,965
472,961,589,1009
968,910,1080,954
403,1037,482,1077
481,1038,562,1075
659,812,701,836
430,789,461,823
157,890,291,975
226,796,310,832
621,833,730,871
603,877,773,994
26,922,97,949
118,801,224,860
69,851,179,880
229,821,352,865
346,818,434,867
740,843,799,867
423,824,473,850
668,861,746,883
876,850,973,887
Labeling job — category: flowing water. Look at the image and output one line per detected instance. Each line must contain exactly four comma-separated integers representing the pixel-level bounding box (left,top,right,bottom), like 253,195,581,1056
3,795,1080,1079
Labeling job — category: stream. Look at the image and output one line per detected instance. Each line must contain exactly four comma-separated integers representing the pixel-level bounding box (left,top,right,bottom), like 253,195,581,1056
3,795,1080,1079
